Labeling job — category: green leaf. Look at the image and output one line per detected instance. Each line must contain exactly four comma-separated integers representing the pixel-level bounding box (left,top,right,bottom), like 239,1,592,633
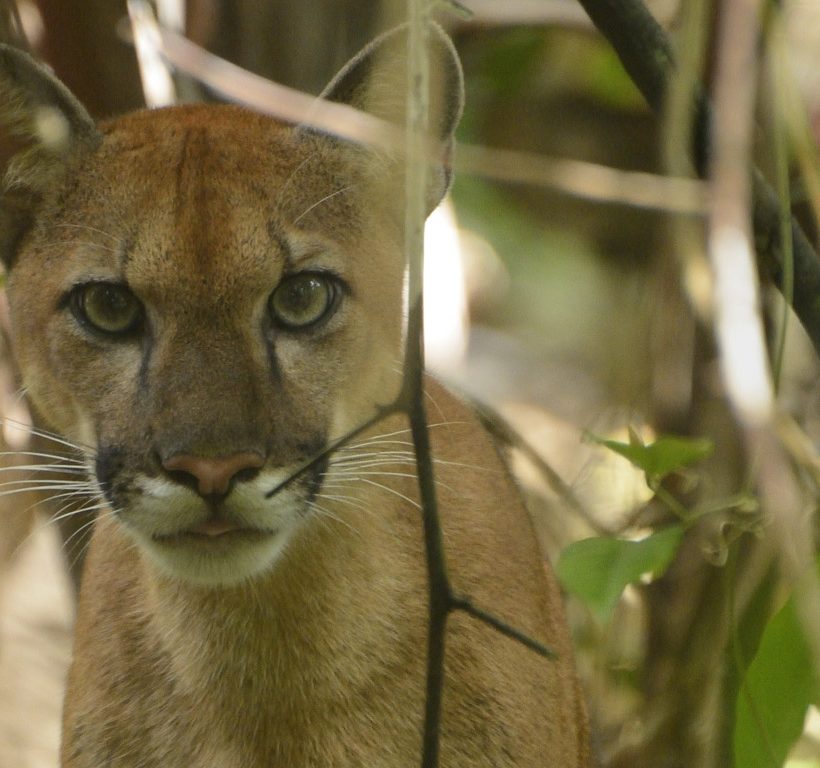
588,433,714,484
734,564,820,768
556,526,684,622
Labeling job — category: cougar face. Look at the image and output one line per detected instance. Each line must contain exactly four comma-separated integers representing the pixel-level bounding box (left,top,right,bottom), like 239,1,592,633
8,105,406,585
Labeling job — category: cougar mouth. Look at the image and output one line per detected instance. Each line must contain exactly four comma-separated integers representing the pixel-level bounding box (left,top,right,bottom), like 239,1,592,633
153,515,277,543
186,517,248,537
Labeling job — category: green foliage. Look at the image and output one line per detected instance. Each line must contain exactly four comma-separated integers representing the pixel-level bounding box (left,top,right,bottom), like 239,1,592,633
451,177,606,342
573,42,645,111
557,525,684,622
473,29,546,100
586,429,714,488
733,562,820,768
558,432,716,621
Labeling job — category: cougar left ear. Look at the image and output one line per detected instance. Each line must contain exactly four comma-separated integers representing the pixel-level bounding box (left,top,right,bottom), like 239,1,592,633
319,23,464,215
0,44,101,267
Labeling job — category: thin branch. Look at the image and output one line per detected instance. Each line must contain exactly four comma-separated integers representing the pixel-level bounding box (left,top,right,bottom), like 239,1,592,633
138,22,705,213
474,401,607,535
403,8,450,768
708,0,772,427
264,404,399,498
450,594,557,658
575,0,820,356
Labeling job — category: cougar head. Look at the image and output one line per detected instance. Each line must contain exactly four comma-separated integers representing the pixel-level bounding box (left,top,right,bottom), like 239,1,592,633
0,28,462,585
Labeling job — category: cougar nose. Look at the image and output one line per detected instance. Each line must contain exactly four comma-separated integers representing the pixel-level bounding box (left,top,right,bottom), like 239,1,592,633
162,452,265,497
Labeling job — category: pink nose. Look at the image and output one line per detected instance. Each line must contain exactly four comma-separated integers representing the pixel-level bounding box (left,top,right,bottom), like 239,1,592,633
162,452,265,497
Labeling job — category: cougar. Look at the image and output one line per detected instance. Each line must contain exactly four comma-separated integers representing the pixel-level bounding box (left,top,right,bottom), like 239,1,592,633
0,26,590,767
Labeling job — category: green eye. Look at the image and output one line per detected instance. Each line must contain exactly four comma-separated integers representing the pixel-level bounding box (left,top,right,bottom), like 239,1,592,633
73,283,142,335
270,273,338,329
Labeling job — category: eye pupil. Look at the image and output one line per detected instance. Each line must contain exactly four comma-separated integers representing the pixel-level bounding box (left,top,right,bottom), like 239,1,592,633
76,283,141,334
270,274,335,329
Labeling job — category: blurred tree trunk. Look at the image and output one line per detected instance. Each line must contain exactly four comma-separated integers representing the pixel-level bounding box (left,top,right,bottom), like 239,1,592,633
187,0,384,94
35,0,144,117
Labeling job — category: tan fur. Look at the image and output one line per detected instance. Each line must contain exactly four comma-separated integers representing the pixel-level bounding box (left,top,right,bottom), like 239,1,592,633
0,32,590,768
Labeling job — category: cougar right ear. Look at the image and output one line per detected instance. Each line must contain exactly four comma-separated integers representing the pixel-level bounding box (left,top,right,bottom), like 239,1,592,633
0,44,101,267
318,23,464,216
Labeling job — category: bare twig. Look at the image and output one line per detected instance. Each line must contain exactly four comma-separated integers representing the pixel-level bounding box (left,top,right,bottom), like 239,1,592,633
474,401,605,535
708,0,771,426
575,0,820,356
450,594,557,657
136,22,706,213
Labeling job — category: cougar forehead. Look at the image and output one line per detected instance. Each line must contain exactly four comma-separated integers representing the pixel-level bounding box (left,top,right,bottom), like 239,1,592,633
8,102,406,439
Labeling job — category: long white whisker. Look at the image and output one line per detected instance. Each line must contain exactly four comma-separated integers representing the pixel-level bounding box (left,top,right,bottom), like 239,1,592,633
52,222,122,242
0,484,93,499
276,155,312,207
64,513,110,571
328,470,458,497
38,238,121,254
334,477,421,510
0,464,87,474
330,456,416,468
15,488,94,520
0,450,87,465
328,469,418,480
315,492,372,516
341,439,414,450
0,417,93,453
292,185,355,226
0,477,91,488
306,500,359,536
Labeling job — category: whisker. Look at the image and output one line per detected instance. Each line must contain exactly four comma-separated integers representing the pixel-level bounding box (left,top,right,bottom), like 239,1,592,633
9,493,102,565
0,417,93,453
0,450,87,466
15,488,93,521
0,483,93,499
292,185,355,226
330,454,416,467
326,469,459,498
0,463,87,474
275,155,313,207
315,491,373,516
328,476,421,510
0,477,91,487
328,469,418,480
52,222,122,242
306,500,360,536
37,238,121,255
342,421,467,446
51,499,108,524
341,439,414,450
63,512,111,572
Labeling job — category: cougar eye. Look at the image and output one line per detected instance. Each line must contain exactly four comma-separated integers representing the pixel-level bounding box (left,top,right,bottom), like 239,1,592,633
72,283,142,335
269,273,339,329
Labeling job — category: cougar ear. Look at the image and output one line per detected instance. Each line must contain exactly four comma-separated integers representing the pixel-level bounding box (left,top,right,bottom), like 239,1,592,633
319,23,464,215
0,44,101,267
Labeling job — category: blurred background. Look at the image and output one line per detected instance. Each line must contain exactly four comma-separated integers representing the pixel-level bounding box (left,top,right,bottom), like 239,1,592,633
0,1,818,767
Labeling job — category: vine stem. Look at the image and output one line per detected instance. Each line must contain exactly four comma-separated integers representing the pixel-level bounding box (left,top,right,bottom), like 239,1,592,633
402,5,452,768
575,0,820,354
